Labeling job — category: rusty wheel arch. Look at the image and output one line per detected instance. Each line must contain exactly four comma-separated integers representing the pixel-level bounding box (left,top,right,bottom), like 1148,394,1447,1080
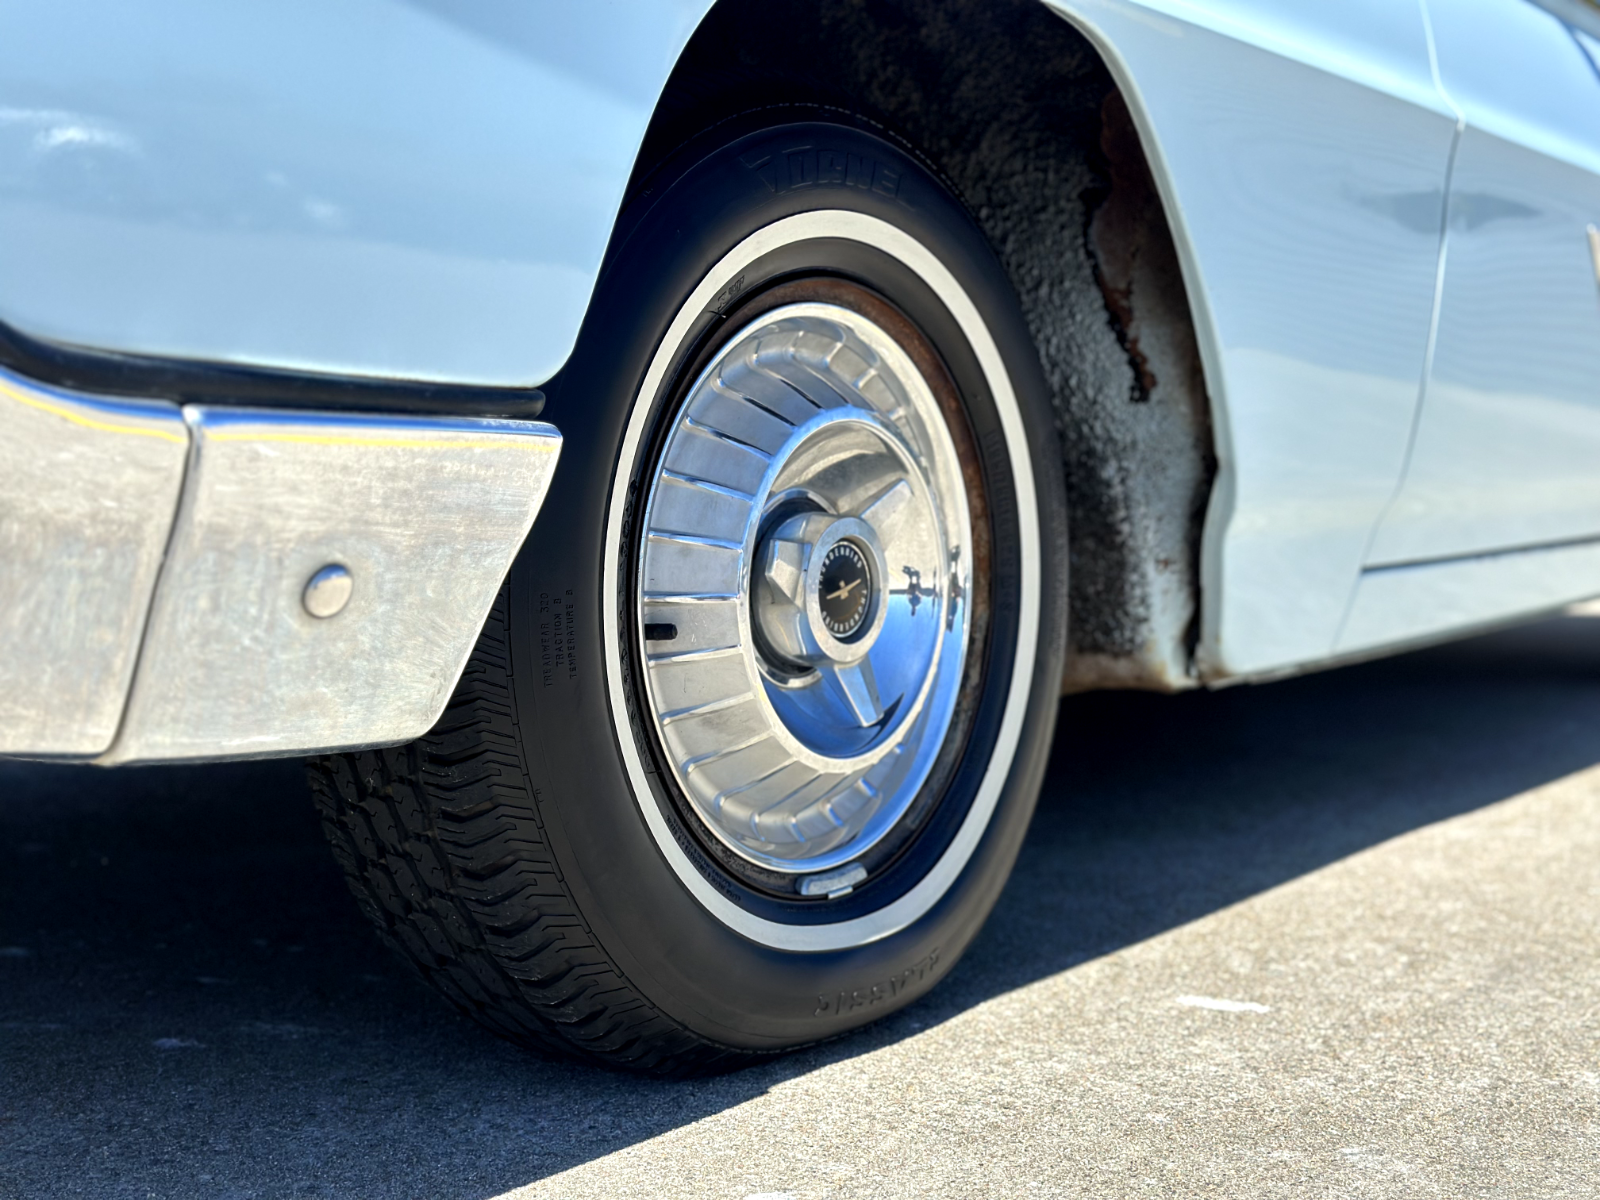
625,0,1217,694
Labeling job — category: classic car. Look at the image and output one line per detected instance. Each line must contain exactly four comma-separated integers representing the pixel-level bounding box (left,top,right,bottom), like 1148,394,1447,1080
3,0,1598,1072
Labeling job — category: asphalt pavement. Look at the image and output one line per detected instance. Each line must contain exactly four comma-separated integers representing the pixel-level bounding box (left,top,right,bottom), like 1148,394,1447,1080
4,614,1599,1199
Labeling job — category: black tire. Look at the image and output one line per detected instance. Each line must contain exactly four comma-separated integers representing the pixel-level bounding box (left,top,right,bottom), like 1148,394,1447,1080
308,112,1067,1074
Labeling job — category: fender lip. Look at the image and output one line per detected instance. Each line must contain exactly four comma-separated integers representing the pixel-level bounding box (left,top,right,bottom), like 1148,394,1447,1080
0,316,546,419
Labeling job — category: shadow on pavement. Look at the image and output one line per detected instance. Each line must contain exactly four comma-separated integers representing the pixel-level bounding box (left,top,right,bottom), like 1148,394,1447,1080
4,615,1600,1198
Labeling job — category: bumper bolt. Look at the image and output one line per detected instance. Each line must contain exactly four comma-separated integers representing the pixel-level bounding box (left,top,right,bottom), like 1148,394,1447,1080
302,563,353,618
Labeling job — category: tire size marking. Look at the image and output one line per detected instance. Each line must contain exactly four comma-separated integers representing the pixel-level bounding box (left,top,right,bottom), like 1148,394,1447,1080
710,273,746,314
813,946,940,1017
538,589,578,687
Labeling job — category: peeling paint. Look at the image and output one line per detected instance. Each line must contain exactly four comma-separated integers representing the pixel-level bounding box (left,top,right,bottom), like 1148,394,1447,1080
1063,90,1215,691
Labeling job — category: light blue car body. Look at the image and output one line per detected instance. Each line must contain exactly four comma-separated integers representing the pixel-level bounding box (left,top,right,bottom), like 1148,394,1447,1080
4,0,1600,695
0,0,711,386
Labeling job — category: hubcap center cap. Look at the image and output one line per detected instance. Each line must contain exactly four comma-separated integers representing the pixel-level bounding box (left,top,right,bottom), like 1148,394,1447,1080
754,511,888,670
818,541,872,640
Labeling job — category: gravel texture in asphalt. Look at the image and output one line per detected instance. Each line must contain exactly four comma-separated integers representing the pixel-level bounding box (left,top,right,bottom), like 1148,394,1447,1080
3,615,1599,1198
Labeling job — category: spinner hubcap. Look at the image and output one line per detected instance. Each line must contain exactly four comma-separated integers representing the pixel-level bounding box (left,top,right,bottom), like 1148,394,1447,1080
636,300,974,879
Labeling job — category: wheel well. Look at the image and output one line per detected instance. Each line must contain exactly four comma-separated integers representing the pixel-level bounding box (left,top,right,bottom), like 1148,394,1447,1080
628,0,1216,692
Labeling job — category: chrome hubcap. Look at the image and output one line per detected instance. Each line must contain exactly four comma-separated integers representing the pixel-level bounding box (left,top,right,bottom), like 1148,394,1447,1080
637,302,973,878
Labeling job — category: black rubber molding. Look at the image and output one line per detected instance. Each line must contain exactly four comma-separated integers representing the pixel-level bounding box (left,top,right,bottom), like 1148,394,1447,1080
0,318,545,419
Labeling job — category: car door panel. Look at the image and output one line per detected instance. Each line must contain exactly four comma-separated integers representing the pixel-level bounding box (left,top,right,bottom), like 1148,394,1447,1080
1338,0,1600,654
1366,0,1600,567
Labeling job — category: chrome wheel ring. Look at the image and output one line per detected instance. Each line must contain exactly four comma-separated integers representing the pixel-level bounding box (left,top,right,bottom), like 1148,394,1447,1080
636,299,974,881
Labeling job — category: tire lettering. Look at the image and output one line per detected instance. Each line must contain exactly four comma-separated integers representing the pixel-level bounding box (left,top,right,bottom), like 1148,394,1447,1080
739,145,901,201
812,946,941,1016
538,589,578,686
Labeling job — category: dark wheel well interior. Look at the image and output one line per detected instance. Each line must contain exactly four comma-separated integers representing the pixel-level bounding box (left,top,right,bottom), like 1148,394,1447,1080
626,0,1216,693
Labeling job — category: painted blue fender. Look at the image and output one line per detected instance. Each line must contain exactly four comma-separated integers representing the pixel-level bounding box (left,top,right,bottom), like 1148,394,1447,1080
0,0,712,387
1045,0,1459,677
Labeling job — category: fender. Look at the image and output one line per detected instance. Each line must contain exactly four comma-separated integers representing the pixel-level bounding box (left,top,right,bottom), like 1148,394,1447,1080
0,0,714,388
1042,0,1458,679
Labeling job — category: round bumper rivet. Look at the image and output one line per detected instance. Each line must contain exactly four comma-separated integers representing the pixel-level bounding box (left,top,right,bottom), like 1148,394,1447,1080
302,563,353,618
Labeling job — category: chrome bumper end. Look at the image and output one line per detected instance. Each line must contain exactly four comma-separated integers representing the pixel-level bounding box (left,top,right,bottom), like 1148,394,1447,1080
0,365,561,764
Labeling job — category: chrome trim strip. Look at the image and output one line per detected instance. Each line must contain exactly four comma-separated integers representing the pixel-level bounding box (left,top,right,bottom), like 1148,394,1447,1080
1364,526,1600,574
97,406,560,764
0,366,189,756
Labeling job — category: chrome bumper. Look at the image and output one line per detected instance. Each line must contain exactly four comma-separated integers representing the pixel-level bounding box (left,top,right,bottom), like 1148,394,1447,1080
0,365,561,764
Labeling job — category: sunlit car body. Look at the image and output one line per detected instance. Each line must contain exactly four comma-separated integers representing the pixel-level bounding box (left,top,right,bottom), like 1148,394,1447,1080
3,0,1598,1070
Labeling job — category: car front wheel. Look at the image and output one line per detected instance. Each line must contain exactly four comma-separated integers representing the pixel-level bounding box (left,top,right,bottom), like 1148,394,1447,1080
309,112,1067,1073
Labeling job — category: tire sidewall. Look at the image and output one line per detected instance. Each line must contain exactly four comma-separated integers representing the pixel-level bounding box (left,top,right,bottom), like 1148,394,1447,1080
507,116,1066,1050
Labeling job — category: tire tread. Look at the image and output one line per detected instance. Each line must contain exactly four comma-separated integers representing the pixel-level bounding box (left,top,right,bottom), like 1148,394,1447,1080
307,590,745,1075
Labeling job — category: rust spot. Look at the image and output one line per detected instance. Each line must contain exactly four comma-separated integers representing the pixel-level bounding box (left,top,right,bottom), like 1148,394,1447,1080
1089,91,1163,403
